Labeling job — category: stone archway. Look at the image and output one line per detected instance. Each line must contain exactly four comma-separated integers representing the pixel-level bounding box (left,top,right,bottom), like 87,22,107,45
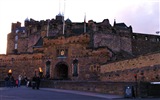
55,62,68,80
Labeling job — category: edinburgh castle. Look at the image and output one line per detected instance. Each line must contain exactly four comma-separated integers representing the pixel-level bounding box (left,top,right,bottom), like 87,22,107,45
0,13,160,83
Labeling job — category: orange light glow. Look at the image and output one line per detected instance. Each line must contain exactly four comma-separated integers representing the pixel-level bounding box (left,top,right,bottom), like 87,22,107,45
8,69,12,73
39,67,43,72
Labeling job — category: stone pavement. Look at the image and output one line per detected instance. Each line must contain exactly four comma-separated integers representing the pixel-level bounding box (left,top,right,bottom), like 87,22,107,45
40,88,160,100
41,88,123,99
0,86,160,100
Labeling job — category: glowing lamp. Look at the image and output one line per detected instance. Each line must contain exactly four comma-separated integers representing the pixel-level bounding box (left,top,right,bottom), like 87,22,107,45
8,69,12,74
39,67,43,72
39,67,43,78
8,69,12,76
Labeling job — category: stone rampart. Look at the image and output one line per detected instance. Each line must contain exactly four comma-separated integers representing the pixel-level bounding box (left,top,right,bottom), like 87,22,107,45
100,52,160,82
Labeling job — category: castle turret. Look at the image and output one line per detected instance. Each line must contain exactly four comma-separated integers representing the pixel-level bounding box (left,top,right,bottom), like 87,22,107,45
56,13,64,22
11,22,21,33
24,17,30,27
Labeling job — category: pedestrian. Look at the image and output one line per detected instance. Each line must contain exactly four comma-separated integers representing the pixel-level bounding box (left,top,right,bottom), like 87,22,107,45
4,75,9,87
32,75,36,89
18,75,22,87
9,75,14,88
36,76,41,89
26,80,30,87
24,75,28,85
15,79,18,87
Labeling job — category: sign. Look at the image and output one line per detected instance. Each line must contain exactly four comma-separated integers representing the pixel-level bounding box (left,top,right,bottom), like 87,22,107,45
124,86,135,98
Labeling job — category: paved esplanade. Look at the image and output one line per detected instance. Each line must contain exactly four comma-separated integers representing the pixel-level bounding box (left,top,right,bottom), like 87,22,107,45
0,87,159,100
0,86,122,100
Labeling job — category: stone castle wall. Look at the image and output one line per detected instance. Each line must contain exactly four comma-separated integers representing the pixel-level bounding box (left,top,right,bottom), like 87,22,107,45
132,33,160,56
7,18,160,57
94,32,132,53
1,33,111,81
3,16,160,83
7,33,15,54
0,53,44,80
100,52,160,82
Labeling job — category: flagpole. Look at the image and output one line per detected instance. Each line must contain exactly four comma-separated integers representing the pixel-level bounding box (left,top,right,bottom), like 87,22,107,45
47,20,49,37
84,13,86,33
62,0,66,35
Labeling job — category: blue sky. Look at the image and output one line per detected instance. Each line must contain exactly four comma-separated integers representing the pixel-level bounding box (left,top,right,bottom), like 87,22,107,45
0,0,159,54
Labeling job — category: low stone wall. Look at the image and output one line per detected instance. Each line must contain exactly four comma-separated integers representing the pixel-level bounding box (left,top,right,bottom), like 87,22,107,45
40,80,135,95
0,81,5,87
100,64,160,82
40,80,160,97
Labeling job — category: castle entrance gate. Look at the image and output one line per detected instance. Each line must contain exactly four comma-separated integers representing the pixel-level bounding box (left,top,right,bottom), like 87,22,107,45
55,62,68,80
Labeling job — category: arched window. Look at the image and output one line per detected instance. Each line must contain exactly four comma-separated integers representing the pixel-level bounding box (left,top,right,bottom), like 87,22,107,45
16,29,19,34
14,43,18,49
15,35,18,41
45,61,51,78
72,59,78,77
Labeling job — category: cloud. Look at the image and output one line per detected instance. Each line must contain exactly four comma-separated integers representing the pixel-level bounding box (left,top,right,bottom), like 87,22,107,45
116,1,159,34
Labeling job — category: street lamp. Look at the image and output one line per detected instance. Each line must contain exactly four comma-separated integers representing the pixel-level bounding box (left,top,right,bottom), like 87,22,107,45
39,67,43,78
8,69,12,77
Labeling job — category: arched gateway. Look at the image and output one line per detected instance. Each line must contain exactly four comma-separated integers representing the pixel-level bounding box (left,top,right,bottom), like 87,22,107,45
54,62,68,80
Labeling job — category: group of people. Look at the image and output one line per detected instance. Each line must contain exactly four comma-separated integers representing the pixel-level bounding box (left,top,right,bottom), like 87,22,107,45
4,75,22,88
4,74,41,89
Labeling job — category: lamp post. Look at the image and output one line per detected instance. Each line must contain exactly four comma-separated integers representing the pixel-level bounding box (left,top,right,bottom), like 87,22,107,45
39,67,43,78
8,69,12,77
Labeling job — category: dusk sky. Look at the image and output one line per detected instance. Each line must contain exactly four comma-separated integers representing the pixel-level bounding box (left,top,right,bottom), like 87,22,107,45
0,0,159,54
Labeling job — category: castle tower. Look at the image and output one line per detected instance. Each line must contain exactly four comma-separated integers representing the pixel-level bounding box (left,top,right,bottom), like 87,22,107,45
56,13,64,22
11,22,21,33
24,17,30,27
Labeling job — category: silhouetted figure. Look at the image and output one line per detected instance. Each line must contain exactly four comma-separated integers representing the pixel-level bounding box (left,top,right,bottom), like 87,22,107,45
36,76,41,89
4,75,9,87
9,75,15,88
32,76,36,89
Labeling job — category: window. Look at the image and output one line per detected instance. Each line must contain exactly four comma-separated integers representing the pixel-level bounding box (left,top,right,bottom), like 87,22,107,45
145,37,148,40
133,36,136,39
72,59,78,77
15,35,18,41
14,43,18,49
16,29,19,34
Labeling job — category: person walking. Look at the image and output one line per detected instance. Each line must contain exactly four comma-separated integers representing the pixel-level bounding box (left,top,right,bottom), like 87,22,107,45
15,79,18,87
32,75,37,89
4,75,9,87
18,75,22,87
36,76,41,89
